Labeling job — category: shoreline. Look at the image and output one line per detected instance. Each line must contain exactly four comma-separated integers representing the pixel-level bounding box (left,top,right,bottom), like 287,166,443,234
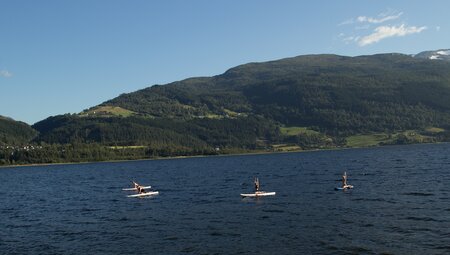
1,142,447,169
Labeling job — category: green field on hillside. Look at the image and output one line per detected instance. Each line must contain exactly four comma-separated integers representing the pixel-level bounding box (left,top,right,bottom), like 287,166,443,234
425,127,445,133
271,144,302,151
109,145,147,149
280,126,320,136
346,130,438,147
80,106,135,117
345,133,391,147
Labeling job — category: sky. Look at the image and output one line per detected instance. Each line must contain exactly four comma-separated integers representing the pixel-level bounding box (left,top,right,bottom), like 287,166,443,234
1,0,449,124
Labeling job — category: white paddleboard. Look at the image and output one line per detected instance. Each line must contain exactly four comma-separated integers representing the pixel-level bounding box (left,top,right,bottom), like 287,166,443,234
127,191,159,198
241,191,276,197
335,185,354,190
122,186,152,191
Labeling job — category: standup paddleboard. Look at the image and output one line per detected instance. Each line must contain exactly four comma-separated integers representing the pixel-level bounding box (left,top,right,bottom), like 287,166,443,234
127,191,159,198
334,185,354,190
240,191,276,197
122,186,152,191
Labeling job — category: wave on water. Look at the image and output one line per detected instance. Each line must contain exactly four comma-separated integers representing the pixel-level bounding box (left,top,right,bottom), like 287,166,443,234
262,209,285,213
404,216,442,222
352,197,397,204
401,192,434,197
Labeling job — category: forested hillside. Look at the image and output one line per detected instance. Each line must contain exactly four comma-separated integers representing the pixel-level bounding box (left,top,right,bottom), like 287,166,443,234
102,53,450,134
0,116,37,145
33,115,279,150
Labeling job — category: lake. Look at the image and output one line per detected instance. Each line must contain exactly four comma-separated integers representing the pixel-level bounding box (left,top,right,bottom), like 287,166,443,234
1,143,450,254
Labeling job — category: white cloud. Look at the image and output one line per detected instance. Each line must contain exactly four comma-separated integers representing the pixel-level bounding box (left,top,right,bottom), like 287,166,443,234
340,11,402,26
0,70,12,78
436,26,441,31
356,12,403,24
358,24,427,46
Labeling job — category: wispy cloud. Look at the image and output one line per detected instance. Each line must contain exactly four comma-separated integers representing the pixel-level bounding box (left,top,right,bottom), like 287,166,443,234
339,11,402,26
358,24,427,46
0,70,12,78
436,26,441,32
356,12,403,24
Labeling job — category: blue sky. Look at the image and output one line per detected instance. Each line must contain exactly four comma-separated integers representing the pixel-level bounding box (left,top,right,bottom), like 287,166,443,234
1,0,449,124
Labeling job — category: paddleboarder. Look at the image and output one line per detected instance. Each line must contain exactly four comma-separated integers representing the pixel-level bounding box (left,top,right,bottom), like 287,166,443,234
254,177,260,192
342,171,348,188
133,181,146,194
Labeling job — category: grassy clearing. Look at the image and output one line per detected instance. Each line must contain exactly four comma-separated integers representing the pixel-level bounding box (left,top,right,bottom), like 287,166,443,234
346,130,437,147
80,106,135,117
346,133,391,147
400,130,435,143
280,126,320,136
179,104,195,109
271,144,301,152
204,113,223,119
199,109,247,119
425,127,445,133
223,109,247,118
109,146,147,150
223,109,238,117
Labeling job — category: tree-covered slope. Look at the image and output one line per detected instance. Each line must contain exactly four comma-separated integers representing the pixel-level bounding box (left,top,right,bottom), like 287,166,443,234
102,53,450,135
0,115,37,145
33,115,280,150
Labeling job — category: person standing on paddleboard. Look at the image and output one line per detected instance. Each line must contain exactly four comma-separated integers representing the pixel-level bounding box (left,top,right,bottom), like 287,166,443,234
342,172,348,188
254,177,260,192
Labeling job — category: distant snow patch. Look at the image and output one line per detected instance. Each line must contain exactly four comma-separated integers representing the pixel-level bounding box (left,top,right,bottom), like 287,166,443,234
436,50,450,55
429,55,440,60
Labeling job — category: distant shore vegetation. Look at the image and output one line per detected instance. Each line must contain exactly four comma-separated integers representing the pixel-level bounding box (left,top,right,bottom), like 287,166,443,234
2,124,449,166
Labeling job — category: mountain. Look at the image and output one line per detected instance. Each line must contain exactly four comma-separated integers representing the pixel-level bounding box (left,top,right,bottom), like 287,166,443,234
32,51,450,153
0,115,37,145
103,53,450,132
414,49,450,61
110,53,450,118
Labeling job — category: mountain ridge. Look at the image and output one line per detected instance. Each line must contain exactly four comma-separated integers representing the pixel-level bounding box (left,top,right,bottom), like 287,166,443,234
99,52,450,122
32,50,450,146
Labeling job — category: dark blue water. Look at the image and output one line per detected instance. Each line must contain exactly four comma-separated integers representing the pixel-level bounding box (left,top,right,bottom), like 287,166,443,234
1,143,450,254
